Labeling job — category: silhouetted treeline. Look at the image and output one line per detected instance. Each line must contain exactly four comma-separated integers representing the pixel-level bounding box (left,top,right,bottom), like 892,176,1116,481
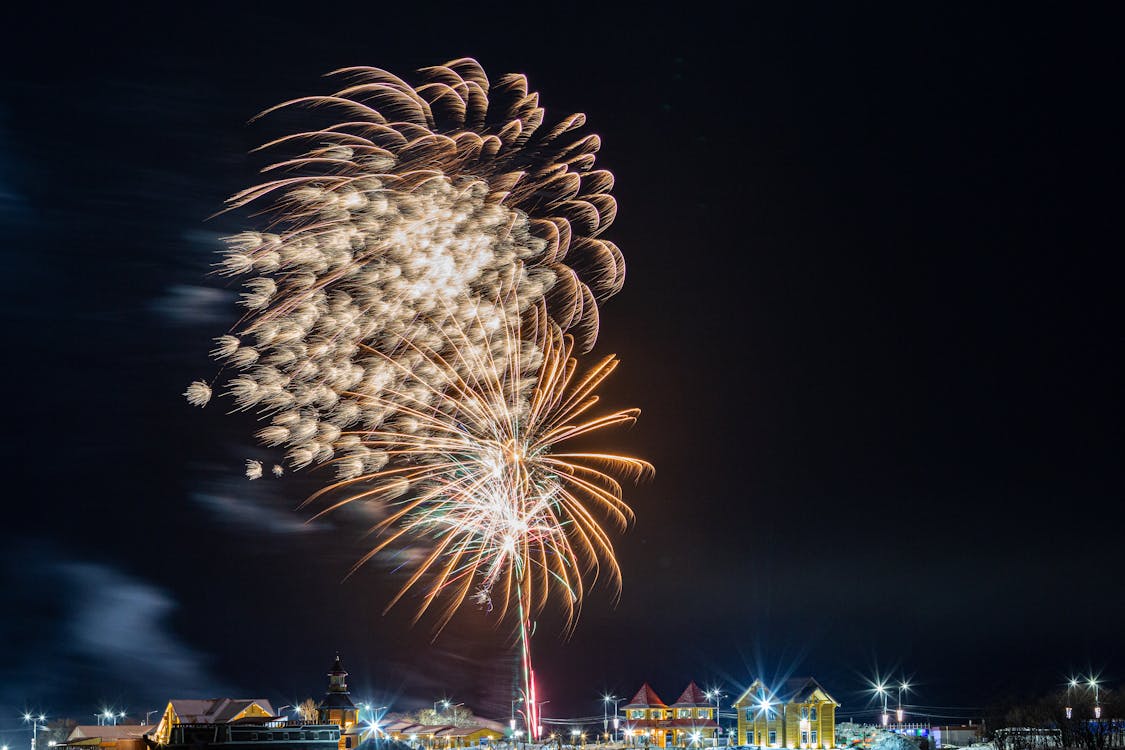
984,688,1123,750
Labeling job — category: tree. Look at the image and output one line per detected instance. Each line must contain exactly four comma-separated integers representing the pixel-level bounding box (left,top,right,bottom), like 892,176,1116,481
299,699,320,723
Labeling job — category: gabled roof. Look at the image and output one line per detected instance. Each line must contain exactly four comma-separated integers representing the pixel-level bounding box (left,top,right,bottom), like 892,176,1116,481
672,682,710,708
168,699,275,724
67,726,154,742
733,678,839,708
624,683,667,708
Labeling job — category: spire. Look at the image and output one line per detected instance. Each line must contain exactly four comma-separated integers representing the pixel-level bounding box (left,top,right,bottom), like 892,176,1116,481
327,654,349,693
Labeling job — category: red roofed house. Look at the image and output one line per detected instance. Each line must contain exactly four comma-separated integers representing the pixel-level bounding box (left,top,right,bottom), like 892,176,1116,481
622,682,719,748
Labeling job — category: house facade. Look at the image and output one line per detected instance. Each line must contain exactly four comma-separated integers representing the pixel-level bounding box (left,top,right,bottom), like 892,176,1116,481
733,678,838,749
622,682,719,747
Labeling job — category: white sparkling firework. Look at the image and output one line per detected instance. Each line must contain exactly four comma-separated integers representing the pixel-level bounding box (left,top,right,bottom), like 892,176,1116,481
189,59,625,478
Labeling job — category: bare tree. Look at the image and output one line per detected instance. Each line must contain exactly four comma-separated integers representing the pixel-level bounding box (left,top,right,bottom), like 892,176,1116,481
299,699,320,723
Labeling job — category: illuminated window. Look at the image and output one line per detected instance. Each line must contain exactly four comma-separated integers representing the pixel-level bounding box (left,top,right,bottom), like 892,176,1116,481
678,710,691,718
697,709,707,718
632,710,645,719
801,708,808,720
811,731,817,746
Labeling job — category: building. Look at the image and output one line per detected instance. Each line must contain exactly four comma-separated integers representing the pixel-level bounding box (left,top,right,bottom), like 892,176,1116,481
930,725,982,748
622,682,719,747
62,724,154,750
157,718,340,750
733,677,838,749
318,655,360,749
380,716,504,748
145,700,340,750
150,700,276,745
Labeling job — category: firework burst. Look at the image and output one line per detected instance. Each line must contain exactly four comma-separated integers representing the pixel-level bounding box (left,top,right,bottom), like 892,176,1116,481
303,318,652,631
192,58,624,480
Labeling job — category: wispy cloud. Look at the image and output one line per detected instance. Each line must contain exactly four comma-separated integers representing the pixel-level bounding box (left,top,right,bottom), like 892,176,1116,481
0,549,227,722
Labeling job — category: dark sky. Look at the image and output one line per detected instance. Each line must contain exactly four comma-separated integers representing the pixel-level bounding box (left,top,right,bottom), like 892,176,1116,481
2,2,1122,737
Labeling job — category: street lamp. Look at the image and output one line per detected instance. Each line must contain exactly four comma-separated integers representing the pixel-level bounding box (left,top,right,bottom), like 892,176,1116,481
896,682,909,725
704,690,725,747
1066,678,1078,720
1088,678,1101,719
873,683,888,727
602,695,620,745
23,713,48,750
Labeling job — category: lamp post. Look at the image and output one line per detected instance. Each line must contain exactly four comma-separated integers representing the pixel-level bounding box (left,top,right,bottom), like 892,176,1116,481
1066,679,1078,720
1088,678,1101,720
602,695,620,746
145,710,159,725
23,713,47,750
896,682,909,725
874,684,888,728
535,701,550,744
704,691,724,747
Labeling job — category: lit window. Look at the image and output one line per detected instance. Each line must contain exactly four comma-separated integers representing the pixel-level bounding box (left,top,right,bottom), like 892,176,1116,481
801,708,808,720
679,710,691,719
811,731,818,746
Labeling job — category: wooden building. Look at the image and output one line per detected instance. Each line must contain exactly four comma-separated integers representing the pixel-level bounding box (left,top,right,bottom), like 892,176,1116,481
622,682,719,747
733,678,838,749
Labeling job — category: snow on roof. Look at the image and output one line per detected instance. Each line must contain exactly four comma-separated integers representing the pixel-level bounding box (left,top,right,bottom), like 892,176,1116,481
168,699,276,724
67,726,154,742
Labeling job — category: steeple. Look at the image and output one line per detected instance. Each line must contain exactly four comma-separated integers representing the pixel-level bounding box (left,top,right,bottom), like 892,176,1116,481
327,654,349,694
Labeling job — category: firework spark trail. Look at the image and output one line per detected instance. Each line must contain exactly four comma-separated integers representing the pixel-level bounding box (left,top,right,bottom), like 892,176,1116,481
300,314,651,738
188,58,625,484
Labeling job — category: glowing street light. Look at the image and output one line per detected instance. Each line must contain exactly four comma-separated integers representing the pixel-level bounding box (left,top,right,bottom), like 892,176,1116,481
1088,677,1102,719
1066,678,1079,720
602,695,620,744
23,713,48,750
704,690,725,745
896,682,909,724
873,683,889,727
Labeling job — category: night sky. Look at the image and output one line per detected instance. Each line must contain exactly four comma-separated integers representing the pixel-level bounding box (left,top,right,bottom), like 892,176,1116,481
2,3,1122,737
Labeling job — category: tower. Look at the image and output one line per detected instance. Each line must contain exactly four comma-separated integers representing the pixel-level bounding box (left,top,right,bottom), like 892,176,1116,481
318,655,359,748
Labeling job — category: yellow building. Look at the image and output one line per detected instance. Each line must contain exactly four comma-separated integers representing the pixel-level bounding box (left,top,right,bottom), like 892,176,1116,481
622,682,719,748
733,678,838,749
150,699,275,745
